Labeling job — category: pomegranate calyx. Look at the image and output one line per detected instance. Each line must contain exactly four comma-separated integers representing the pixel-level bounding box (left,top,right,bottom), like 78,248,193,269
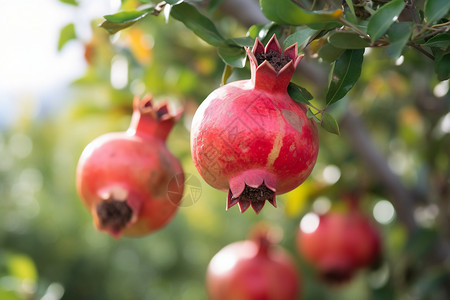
128,94,182,140
96,199,133,237
247,34,304,93
227,184,276,213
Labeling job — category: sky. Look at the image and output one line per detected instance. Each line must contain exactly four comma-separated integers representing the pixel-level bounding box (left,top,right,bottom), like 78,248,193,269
0,0,120,127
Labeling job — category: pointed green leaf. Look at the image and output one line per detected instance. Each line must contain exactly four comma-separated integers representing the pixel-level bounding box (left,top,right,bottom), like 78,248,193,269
287,82,313,105
326,49,364,104
209,0,225,11
307,108,321,122
321,112,340,135
367,0,405,42
318,42,345,63
283,28,318,50
100,9,153,34
59,0,78,6
328,31,370,49
424,33,450,49
228,37,255,47
425,0,450,24
221,64,234,85
217,46,247,68
165,0,183,4
386,22,413,58
247,23,271,39
345,0,356,17
170,3,226,47
260,0,343,26
58,23,76,51
435,51,450,81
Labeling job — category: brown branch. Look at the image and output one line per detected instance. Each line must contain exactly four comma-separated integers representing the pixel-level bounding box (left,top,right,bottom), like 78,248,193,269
340,109,418,233
408,42,435,60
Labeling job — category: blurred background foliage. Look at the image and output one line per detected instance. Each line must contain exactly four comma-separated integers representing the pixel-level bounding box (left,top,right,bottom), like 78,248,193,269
0,0,449,299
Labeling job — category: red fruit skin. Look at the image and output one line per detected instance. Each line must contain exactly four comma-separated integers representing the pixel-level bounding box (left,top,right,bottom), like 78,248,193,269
297,211,381,283
206,240,301,300
76,95,184,238
191,35,319,213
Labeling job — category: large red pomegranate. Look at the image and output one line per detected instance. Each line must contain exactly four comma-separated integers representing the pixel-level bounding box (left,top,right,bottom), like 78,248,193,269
296,208,381,283
206,229,301,300
190,34,319,213
76,95,184,238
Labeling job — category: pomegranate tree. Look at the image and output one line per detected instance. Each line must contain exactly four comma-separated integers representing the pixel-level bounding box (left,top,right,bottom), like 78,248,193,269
191,35,319,214
76,95,184,238
296,208,381,283
206,228,301,300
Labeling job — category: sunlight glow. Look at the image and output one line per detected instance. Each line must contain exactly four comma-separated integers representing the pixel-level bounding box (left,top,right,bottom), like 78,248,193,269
373,200,395,224
322,165,341,184
433,80,449,98
111,55,129,89
312,196,331,214
300,212,320,234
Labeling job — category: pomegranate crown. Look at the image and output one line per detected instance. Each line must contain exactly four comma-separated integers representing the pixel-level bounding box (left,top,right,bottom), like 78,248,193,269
246,34,304,92
128,94,182,140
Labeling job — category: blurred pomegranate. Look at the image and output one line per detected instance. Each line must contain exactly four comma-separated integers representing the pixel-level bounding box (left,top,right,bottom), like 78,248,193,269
297,207,381,283
76,95,184,238
206,227,301,300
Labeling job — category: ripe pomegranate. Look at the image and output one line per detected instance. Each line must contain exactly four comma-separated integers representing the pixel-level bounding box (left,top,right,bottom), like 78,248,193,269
190,34,319,213
76,95,184,238
206,228,301,300
296,209,381,283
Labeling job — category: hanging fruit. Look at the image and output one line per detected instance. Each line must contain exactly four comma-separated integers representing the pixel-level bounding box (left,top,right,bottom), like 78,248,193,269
76,95,184,238
191,35,319,214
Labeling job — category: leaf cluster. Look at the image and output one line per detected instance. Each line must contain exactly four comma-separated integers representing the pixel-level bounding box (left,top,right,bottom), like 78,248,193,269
83,0,449,136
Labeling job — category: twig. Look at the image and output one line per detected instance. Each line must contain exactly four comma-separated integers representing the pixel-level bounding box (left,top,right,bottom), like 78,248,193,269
339,17,372,40
408,41,435,60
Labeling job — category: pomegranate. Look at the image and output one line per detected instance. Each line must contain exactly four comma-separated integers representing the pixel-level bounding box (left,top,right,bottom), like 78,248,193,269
190,34,319,213
76,95,184,238
206,228,301,300
296,209,381,283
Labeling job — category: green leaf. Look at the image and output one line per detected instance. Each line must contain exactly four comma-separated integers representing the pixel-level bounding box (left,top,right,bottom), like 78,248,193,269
260,0,343,26
435,52,450,81
165,0,183,4
321,112,340,135
287,82,313,105
170,3,227,47
328,31,370,49
7,254,38,281
424,33,450,49
247,23,282,44
326,49,364,104
58,23,76,51
404,228,438,260
425,0,450,24
386,22,413,58
345,0,356,17
318,42,345,62
217,46,247,68
307,108,320,122
208,0,225,11
221,64,234,85
228,37,254,47
100,9,153,34
367,0,406,42
308,21,342,31
59,0,78,6
283,28,318,50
